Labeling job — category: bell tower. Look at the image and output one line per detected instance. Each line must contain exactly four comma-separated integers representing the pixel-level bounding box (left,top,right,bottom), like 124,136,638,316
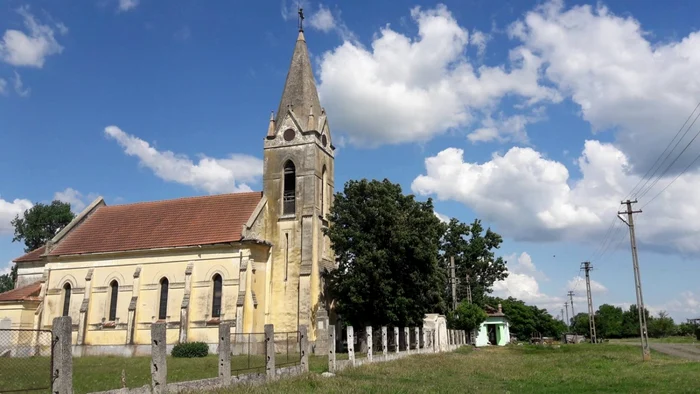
262,27,335,338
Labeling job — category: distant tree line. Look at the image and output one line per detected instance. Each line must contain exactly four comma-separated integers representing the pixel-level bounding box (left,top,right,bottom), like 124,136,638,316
569,304,698,339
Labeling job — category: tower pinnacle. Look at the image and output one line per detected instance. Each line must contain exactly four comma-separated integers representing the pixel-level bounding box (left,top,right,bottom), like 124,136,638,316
268,27,322,137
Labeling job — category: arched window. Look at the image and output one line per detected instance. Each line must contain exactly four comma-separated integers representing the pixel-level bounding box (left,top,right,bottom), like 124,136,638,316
321,165,327,218
62,283,71,317
158,277,169,320
109,280,119,321
283,161,296,215
212,274,222,319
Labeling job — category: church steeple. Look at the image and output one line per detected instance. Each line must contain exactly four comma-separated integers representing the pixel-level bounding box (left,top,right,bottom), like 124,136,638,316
268,30,323,137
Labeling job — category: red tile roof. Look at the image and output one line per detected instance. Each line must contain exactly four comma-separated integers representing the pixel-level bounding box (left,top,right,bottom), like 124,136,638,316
0,281,42,302
14,246,47,263
16,192,263,258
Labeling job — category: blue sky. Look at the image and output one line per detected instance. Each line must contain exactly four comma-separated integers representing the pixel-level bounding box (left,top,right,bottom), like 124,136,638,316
2,0,700,322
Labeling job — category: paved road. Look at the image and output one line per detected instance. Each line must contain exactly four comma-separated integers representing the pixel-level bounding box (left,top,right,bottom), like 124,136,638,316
619,342,700,361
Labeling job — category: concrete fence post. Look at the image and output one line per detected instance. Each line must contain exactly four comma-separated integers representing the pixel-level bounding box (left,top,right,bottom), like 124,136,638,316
51,316,72,394
403,327,409,353
265,324,275,380
414,327,419,351
366,326,373,362
381,326,387,356
462,330,466,345
218,323,231,384
299,325,309,372
347,326,355,366
150,322,167,393
393,327,399,354
421,328,427,353
328,325,336,372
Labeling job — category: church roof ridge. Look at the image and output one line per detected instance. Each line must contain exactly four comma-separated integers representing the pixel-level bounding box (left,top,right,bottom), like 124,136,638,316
105,190,263,208
13,191,264,260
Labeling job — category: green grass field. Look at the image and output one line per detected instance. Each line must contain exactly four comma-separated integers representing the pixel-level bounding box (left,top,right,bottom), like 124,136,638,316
2,344,698,393
222,344,700,393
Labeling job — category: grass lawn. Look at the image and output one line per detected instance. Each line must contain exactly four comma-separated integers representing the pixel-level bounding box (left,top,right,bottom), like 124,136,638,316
215,344,700,393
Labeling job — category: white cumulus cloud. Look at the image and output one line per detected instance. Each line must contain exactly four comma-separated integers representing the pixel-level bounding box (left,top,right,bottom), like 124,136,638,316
412,139,700,256
0,197,33,236
511,0,700,174
104,126,263,194
493,252,559,307
317,4,560,147
308,5,335,32
0,6,65,68
54,188,99,213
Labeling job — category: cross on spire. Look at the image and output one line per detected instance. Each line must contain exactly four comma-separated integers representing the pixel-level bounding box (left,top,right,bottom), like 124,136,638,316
298,7,304,32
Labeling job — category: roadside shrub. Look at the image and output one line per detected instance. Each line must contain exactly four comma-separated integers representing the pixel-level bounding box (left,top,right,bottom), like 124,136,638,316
171,341,208,358
695,326,700,341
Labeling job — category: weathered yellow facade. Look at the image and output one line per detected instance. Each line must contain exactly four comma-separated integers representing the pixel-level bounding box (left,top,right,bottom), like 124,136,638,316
0,29,335,355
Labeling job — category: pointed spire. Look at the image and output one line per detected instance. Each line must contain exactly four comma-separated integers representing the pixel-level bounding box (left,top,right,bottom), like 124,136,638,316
274,29,322,133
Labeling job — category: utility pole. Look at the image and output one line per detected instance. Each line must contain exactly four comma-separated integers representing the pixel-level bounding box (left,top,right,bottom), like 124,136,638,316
564,302,570,329
582,262,597,344
450,256,457,310
561,308,565,323
618,199,651,361
465,273,473,304
567,291,576,319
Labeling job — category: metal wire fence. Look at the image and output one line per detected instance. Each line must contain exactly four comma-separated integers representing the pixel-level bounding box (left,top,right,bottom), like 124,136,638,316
230,332,266,375
0,328,55,393
274,331,301,368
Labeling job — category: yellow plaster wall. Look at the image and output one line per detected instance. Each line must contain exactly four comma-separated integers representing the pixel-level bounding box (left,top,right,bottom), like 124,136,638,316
40,245,262,346
0,302,38,330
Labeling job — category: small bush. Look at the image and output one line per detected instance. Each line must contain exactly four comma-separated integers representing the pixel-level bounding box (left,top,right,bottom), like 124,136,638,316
171,341,209,358
695,326,700,341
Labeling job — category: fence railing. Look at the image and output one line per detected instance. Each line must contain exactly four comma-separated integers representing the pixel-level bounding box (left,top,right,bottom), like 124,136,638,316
230,332,266,374
274,331,301,368
0,328,55,393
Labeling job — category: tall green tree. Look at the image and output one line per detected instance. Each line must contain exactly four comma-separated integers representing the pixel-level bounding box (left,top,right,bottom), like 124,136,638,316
648,311,676,338
12,200,75,252
448,300,488,332
570,313,589,335
323,179,446,327
441,218,508,306
621,304,651,337
596,304,624,339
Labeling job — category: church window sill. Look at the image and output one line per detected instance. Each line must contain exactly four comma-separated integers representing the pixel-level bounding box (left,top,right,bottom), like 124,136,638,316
206,318,221,326
278,214,296,221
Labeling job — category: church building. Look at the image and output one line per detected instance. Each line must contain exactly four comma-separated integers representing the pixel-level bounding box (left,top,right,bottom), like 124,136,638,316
0,28,335,355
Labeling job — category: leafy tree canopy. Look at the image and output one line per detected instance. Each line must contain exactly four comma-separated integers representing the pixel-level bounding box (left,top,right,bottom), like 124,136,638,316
441,218,508,307
0,265,17,293
448,301,488,332
12,200,75,252
323,179,446,327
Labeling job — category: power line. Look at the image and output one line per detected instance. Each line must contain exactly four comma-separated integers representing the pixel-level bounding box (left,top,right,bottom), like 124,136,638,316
626,101,700,200
635,110,700,201
640,149,700,209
